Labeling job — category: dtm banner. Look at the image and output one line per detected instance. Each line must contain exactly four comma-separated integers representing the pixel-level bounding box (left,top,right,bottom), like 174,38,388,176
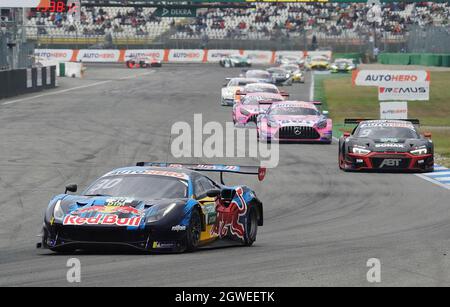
378,82,430,101
353,70,430,86
380,101,408,119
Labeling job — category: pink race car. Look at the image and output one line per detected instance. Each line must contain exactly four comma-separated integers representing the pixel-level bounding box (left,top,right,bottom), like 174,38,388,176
233,92,285,127
257,101,333,144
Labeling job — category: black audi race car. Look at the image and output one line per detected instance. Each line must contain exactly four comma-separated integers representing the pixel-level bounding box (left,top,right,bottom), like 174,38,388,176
338,119,434,172
39,163,265,253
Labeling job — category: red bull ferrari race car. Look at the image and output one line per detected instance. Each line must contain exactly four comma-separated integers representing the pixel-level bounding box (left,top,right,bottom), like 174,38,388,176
257,101,332,143
39,163,265,253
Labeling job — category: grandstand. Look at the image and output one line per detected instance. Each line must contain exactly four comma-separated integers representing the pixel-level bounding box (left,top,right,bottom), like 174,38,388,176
22,2,450,52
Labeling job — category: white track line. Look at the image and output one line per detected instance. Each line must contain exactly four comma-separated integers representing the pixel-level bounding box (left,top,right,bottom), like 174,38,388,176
415,173,450,190
309,72,315,101
1,71,153,106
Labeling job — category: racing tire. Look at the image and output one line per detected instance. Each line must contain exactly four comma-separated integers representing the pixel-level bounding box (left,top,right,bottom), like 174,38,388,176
243,206,258,246
185,209,202,252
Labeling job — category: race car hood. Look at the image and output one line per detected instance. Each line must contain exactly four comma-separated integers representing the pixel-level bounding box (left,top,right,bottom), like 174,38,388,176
53,195,186,227
268,115,323,127
223,86,241,95
349,138,430,153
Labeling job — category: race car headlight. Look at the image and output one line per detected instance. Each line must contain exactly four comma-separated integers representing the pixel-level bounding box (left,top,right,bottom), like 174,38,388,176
410,147,428,155
352,146,371,155
286,74,290,79
53,200,65,221
331,65,338,70
347,65,355,70
240,108,251,116
267,119,278,127
316,120,327,129
146,203,177,223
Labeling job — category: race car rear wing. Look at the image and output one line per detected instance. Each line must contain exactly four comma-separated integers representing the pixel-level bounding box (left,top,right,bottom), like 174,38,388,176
344,118,420,125
136,162,266,184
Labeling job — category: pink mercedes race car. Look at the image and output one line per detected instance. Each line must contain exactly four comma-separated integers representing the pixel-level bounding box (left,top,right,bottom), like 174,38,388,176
233,92,285,126
257,101,333,144
235,83,288,104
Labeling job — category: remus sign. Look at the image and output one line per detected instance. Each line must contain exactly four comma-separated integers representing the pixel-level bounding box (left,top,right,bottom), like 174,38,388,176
154,7,197,18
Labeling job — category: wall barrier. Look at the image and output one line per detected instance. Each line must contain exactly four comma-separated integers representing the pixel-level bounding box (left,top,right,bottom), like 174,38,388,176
0,66,57,100
34,49,333,64
379,53,450,67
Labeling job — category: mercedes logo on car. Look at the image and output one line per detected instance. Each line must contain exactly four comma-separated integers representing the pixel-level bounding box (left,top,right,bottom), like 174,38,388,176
294,127,302,135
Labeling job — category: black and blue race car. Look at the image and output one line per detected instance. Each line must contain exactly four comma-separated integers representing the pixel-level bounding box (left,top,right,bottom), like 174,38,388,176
40,163,266,253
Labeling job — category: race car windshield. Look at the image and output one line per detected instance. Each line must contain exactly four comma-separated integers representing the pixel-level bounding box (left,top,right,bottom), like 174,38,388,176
242,96,283,105
84,175,188,199
228,79,257,87
246,71,270,79
270,107,319,116
246,86,278,94
355,127,419,139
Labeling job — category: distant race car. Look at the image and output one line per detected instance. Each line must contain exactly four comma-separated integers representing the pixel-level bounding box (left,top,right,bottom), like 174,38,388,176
279,64,305,83
266,67,293,86
233,92,285,126
305,55,330,71
40,163,266,253
338,119,434,172
275,55,305,68
240,69,273,84
219,55,252,68
330,58,356,73
126,56,162,68
235,82,288,104
221,77,260,106
257,101,332,143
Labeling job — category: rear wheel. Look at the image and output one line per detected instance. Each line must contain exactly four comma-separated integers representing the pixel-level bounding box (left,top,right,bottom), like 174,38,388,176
185,209,201,252
244,206,258,246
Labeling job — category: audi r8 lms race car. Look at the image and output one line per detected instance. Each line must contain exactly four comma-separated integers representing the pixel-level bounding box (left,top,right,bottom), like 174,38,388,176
305,55,331,71
338,119,434,172
279,64,305,83
221,77,259,106
266,67,293,86
126,55,162,68
40,163,265,253
329,58,357,73
257,101,332,143
240,69,273,84
219,54,252,68
233,92,285,126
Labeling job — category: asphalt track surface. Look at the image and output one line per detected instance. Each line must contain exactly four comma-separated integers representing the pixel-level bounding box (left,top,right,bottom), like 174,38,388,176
0,64,450,287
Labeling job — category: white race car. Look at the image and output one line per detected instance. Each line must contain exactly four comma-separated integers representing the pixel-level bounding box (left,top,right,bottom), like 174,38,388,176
221,78,259,106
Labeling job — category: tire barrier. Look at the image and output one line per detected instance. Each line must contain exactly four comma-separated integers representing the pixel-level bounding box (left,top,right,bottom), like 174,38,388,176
0,66,56,100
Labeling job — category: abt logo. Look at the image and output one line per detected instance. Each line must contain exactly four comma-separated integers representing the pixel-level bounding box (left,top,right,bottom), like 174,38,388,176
379,159,402,168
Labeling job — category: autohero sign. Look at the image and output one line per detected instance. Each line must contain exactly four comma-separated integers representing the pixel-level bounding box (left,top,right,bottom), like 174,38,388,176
353,70,430,87
378,82,430,101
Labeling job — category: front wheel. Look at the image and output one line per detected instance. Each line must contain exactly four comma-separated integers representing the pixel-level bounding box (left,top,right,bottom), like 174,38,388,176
185,209,201,252
244,206,258,246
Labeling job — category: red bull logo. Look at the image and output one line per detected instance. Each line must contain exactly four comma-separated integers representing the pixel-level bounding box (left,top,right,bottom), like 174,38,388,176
211,187,247,240
63,214,142,227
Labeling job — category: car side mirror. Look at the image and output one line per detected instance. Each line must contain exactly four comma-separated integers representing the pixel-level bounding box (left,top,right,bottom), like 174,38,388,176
343,132,351,138
424,132,432,138
65,184,78,194
206,189,221,198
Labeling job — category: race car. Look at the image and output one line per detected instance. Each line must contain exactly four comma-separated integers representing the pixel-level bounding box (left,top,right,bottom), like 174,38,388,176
219,55,252,68
338,119,434,172
233,92,285,126
126,56,162,68
235,82,289,104
257,101,332,143
275,55,305,68
279,64,305,83
240,69,273,84
39,163,266,253
329,58,356,73
305,55,330,71
221,77,260,106
266,67,293,86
